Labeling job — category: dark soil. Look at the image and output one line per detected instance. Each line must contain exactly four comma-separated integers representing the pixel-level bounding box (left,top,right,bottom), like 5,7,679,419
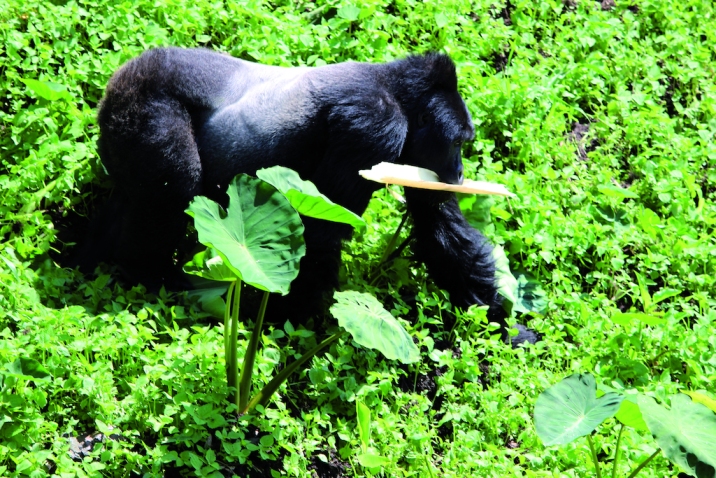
307,448,352,478
569,122,598,160
600,0,615,11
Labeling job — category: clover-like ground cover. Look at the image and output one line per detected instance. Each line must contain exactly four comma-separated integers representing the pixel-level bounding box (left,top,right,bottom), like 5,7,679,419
1,0,714,476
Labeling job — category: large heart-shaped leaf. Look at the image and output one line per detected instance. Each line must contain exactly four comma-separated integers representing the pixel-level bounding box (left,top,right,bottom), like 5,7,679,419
186,175,305,295
534,373,623,446
330,291,419,364
257,166,365,229
638,394,716,477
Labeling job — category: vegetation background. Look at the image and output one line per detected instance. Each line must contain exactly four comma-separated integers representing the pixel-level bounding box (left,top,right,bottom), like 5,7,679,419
1,0,714,476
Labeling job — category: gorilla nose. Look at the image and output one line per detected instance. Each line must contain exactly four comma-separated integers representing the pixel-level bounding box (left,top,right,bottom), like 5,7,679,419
456,163,464,185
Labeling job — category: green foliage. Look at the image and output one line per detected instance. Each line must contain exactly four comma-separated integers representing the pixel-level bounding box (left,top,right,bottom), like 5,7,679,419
1,0,715,475
536,373,716,477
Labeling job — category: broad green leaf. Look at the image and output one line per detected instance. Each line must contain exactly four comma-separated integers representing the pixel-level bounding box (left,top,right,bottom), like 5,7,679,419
597,184,638,199
186,175,305,295
256,166,365,229
330,291,419,364
611,312,666,327
7,357,51,381
183,248,239,282
513,270,548,314
435,12,449,28
635,273,652,311
20,78,72,101
638,394,716,477
337,4,360,21
682,391,716,414
615,395,648,431
186,279,231,319
493,245,518,316
652,288,682,305
534,373,623,446
356,402,371,449
493,247,547,315
356,453,391,468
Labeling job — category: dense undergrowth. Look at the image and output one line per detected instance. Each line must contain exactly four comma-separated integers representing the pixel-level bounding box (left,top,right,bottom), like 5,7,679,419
1,0,715,476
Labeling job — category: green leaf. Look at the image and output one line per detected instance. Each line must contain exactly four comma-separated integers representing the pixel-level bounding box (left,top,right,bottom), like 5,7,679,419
256,166,365,229
186,175,305,295
330,291,420,364
638,394,716,477
337,5,360,21
7,357,51,381
513,270,548,314
493,247,547,315
652,288,682,305
610,312,666,326
20,78,72,101
356,402,371,450
186,279,230,319
435,12,449,29
534,373,623,446
597,184,638,199
615,395,648,431
183,248,239,282
493,245,518,315
356,453,391,468
682,391,716,414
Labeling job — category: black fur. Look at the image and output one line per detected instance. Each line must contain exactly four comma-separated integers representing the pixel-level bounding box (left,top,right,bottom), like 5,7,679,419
78,47,536,345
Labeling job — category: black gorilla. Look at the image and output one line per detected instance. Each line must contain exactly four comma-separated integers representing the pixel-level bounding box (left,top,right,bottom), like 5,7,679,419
81,47,537,345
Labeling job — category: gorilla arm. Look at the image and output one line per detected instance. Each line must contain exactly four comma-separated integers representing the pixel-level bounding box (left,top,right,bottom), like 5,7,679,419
405,189,539,345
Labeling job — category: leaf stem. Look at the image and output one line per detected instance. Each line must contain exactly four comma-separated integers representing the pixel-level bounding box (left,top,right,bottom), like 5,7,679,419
626,449,661,478
369,212,410,284
243,330,347,413
587,434,602,478
238,290,269,411
224,281,235,373
611,424,623,478
228,279,241,407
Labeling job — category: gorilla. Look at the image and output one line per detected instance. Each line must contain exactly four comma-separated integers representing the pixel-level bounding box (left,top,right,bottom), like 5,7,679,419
79,47,537,345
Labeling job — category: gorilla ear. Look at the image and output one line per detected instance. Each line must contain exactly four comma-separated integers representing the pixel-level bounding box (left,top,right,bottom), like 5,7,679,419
424,53,458,91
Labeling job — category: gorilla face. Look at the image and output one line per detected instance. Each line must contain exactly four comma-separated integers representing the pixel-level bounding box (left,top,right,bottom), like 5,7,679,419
402,89,475,185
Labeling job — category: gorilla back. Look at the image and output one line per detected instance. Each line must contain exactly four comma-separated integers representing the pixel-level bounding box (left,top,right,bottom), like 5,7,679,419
85,47,535,344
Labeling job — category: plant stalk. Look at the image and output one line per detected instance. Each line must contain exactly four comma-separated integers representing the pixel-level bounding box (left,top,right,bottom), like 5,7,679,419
242,330,347,413
238,290,269,411
379,211,409,265
626,449,661,478
369,211,410,284
611,424,624,478
224,281,235,372
227,279,242,407
587,434,602,478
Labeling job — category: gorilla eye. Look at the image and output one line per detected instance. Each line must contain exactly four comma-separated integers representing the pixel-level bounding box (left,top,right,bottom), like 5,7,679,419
417,112,429,127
